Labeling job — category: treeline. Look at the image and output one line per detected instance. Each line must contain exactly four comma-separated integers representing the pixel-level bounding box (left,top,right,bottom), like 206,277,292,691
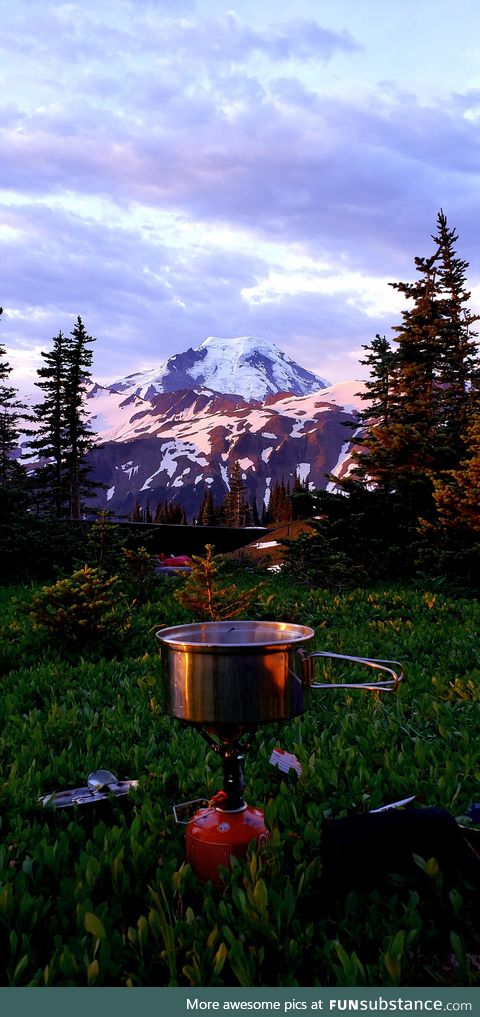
195,468,313,527
128,466,313,526
303,210,480,587
129,499,188,525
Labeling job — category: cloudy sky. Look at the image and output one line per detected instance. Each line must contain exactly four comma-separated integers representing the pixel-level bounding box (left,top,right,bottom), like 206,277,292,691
2,0,480,393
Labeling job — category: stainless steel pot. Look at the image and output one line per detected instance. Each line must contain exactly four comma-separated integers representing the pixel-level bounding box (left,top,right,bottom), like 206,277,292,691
156,621,403,726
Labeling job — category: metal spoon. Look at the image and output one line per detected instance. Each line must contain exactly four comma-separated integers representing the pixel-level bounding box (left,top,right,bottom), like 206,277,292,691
87,769,119,794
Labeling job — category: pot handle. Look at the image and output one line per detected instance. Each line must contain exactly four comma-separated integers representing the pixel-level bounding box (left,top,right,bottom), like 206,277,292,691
300,651,403,692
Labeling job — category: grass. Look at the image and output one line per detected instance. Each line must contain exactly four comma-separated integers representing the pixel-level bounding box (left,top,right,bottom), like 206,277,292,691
0,573,480,986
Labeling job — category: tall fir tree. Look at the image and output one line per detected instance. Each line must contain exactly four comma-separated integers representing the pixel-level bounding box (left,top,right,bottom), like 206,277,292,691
266,477,292,523
365,250,438,529
340,336,399,510
130,499,143,522
429,210,479,467
291,472,315,520
199,486,215,526
358,335,396,423
28,317,99,518
0,314,27,492
352,212,480,534
64,316,97,520
26,330,68,515
223,461,250,527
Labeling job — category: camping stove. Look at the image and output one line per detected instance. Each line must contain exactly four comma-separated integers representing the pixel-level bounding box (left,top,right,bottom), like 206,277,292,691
157,621,404,884
173,728,268,883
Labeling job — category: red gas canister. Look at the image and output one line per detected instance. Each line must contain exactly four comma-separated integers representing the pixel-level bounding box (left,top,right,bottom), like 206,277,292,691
185,802,268,884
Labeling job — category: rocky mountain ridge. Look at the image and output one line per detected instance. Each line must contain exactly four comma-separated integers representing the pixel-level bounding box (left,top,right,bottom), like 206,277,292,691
86,378,365,519
20,335,366,520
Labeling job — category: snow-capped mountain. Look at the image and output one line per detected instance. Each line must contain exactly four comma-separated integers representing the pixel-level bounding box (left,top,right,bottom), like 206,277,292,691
108,335,330,403
85,379,366,518
19,334,366,520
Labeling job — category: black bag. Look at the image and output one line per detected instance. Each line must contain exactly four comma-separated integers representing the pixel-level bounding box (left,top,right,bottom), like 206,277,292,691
321,807,478,894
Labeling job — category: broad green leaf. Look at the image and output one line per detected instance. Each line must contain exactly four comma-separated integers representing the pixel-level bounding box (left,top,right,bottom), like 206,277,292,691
87,959,99,985
213,942,227,976
84,911,106,939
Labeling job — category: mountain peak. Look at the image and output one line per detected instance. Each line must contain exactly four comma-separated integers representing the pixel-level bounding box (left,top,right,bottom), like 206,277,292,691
198,335,280,358
108,335,330,403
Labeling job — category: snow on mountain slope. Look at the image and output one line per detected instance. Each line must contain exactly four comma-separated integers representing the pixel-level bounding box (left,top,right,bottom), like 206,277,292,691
267,380,366,416
108,335,330,403
88,380,366,447
86,383,151,440
86,384,252,446
85,379,366,519
21,330,366,520
313,379,366,413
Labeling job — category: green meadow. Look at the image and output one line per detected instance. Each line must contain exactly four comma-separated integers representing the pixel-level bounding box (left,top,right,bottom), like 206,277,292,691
1,575,480,987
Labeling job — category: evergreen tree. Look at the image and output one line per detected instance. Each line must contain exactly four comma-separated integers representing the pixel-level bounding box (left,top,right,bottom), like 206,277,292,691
130,499,143,522
316,212,480,579
364,254,438,528
82,509,123,573
0,313,34,578
26,330,68,515
266,477,291,523
199,486,215,526
196,490,205,525
291,472,315,520
352,212,480,534
0,317,27,491
224,461,250,527
430,210,479,467
64,316,98,519
350,335,397,491
358,335,396,422
27,317,99,519
430,410,480,533
174,544,262,621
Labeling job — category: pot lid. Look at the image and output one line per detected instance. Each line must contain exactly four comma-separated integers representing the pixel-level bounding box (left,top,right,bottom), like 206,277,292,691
156,620,315,650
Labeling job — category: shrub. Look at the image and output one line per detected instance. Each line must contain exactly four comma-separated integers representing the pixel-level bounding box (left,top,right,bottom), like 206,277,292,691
120,545,158,601
174,544,263,620
26,566,131,648
281,526,365,590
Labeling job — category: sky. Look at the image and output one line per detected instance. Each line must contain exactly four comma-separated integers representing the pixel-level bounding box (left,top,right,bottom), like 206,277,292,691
2,0,480,394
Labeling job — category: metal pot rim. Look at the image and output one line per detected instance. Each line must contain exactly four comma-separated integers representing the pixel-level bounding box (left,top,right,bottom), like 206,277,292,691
156,619,315,652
